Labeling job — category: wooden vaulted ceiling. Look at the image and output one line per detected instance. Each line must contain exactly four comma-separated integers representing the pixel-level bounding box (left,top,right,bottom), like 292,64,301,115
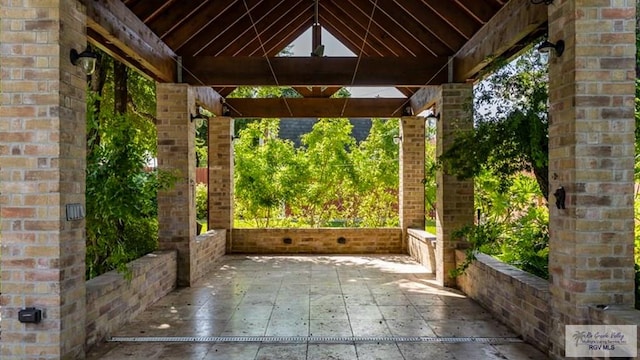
87,0,548,116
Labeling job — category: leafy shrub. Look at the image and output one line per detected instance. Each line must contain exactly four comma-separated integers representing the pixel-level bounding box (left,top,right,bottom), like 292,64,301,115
195,183,208,221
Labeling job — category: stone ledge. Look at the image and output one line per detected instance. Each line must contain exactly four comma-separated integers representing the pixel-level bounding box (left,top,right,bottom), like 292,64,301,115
85,250,177,349
192,229,226,283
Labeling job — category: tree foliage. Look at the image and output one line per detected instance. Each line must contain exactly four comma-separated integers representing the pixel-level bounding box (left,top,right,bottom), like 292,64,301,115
85,50,174,279
232,117,400,228
439,46,549,199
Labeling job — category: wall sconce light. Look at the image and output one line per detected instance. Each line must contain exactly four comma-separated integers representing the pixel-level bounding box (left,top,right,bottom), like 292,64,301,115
393,135,402,144
191,106,209,126
530,0,553,4
222,105,231,116
231,135,240,143
70,47,97,75
426,113,440,125
538,40,564,57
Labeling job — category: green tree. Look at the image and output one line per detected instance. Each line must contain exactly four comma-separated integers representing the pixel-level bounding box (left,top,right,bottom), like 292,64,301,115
351,118,400,226
440,46,549,199
234,119,305,227
293,118,358,226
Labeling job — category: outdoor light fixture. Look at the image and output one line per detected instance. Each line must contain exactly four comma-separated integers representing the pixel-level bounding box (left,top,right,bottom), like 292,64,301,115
402,106,414,116
538,40,564,57
530,0,553,4
393,135,402,144
426,112,440,123
70,47,97,75
191,106,209,126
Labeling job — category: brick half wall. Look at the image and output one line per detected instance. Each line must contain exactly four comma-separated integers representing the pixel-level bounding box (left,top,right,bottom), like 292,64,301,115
192,230,227,283
85,250,177,348
231,228,403,254
455,250,550,353
407,228,436,273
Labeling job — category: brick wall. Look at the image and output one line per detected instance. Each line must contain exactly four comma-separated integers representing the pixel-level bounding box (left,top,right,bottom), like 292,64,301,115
435,84,475,287
455,251,550,354
407,229,436,273
399,116,425,241
208,116,234,247
85,250,177,349
231,228,403,254
0,0,88,358
191,230,227,284
547,2,636,357
157,83,197,286
589,305,640,354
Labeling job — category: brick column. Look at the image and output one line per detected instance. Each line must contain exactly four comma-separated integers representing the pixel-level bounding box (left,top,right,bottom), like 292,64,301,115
435,83,475,287
399,116,426,251
157,84,197,286
547,1,636,358
0,1,87,358
208,117,234,250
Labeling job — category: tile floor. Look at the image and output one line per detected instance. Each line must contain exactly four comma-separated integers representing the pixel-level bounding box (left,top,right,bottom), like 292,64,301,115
87,255,548,359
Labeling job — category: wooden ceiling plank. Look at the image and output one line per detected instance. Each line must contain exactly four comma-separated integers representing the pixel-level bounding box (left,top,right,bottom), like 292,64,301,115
338,0,418,57
203,0,309,56
453,0,547,82
167,0,260,53
226,98,407,118
373,0,458,55
84,0,177,83
417,0,480,39
182,57,448,86
318,10,378,56
321,0,402,56
127,0,177,23
453,0,496,24
259,18,315,57
146,1,213,39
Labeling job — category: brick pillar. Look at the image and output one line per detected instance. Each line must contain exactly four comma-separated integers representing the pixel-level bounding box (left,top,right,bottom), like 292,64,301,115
157,84,197,286
208,117,234,250
399,116,426,251
547,2,636,358
435,83,475,287
0,1,87,358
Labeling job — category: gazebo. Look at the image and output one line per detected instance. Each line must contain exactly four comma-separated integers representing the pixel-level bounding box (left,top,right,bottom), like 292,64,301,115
0,0,637,358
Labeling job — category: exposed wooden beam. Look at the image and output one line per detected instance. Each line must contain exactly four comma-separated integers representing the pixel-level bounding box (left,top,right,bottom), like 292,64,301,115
225,98,407,118
84,0,177,83
182,57,448,86
192,87,223,116
408,86,440,115
453,0,547,82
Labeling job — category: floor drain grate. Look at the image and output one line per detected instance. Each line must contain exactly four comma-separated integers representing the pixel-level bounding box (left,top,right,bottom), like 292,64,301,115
108,336,523,345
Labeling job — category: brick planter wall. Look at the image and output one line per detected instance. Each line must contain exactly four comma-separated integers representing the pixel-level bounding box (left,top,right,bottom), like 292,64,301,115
455,250,550,353
85,251,177,348
407,228,436,273
231,228,403,254
192,230,227,283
